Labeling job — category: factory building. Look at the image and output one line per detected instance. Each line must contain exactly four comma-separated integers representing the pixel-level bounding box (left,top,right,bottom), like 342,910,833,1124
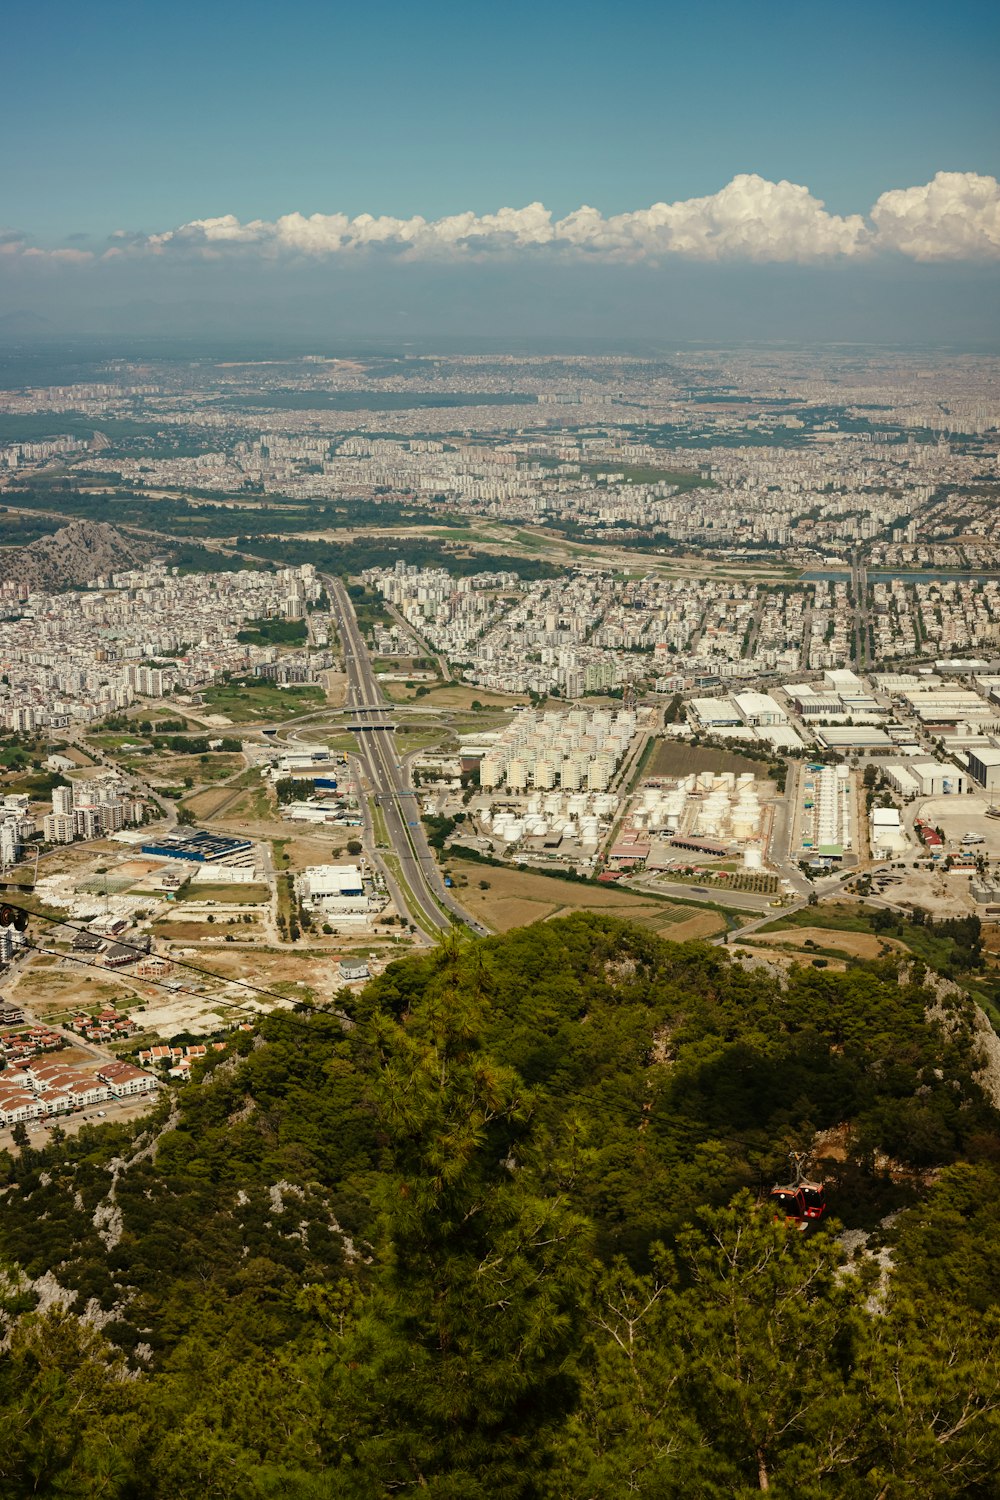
967,747,1000,795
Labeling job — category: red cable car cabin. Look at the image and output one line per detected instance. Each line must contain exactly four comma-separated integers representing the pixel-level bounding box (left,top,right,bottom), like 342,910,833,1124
770,1185,808,1229
799,1181,826,1220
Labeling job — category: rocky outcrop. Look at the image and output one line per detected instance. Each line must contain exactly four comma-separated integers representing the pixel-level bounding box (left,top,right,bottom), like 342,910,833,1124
0,519,150,591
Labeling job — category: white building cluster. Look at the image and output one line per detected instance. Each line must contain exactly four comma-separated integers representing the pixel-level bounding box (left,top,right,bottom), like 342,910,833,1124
476,708,639,793
0,562,323,728
364,562,520,657
0,794,36,868
43,775,145,845
799,766,854,856
0,1056,158,1129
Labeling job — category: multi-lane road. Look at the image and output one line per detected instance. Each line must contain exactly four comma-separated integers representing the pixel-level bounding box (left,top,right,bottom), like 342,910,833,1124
324,576,485,938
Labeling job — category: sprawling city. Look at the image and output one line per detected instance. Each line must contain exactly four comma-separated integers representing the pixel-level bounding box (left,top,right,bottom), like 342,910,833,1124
1,0,998,1491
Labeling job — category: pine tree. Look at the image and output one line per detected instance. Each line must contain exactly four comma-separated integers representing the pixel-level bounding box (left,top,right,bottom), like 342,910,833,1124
556,1195,873,1497
357,937,593,1496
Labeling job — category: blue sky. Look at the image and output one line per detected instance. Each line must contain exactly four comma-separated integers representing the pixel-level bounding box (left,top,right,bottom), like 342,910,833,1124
2,0,998,343
6,0,998,241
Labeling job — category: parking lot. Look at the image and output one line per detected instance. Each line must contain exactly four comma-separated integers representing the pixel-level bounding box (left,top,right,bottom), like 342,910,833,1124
0,1092,160,1152
916,796,1000,856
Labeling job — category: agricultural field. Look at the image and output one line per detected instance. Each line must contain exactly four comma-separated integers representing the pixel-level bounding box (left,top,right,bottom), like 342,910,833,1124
178,883,271,904
447,859,726,939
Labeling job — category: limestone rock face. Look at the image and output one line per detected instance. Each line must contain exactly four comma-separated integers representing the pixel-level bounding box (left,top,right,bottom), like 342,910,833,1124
0,519,150,591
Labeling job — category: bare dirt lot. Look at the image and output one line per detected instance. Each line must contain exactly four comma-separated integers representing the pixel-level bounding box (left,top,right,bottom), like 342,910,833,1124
741,926,904,960
7,965,150,1021
449,860,727,939
144,752,245,787
114,859,165,880
184,786,246,819
650,741,764,779
876,866,979,920
181,883,271,905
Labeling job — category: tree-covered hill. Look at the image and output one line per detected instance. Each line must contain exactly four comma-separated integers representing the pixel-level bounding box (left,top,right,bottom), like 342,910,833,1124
1,913,998,1497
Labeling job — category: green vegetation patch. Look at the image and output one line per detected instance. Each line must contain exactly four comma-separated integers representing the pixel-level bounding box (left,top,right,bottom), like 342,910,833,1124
182,883,270,905
580,461,714,489
0,915,996,1495
236,617,308,646
200,679,325,722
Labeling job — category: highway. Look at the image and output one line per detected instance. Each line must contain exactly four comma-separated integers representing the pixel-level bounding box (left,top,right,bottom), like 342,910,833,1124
850,548,869,669
324,576,486,938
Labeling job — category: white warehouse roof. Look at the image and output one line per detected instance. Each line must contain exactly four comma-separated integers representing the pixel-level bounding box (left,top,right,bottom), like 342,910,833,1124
302,864,365,897
690,698,741,725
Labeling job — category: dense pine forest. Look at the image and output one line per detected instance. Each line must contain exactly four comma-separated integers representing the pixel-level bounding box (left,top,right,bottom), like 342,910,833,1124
1,913,999,1497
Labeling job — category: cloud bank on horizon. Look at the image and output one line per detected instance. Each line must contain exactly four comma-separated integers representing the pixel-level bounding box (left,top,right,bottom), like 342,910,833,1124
4,171,1000,268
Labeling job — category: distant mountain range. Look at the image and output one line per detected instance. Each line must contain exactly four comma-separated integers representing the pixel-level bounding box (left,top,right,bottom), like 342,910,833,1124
0,518,150,591
0,310,52,335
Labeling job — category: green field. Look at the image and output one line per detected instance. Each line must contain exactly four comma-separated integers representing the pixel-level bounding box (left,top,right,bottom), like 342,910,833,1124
183,883,270,904
580,463,714,490
760,905,872,936
200,681,325,722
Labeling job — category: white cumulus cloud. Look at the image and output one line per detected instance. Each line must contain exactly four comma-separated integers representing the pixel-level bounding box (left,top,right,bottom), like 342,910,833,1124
5,173,1000,268
870,171,1000,261
140,174,871,264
